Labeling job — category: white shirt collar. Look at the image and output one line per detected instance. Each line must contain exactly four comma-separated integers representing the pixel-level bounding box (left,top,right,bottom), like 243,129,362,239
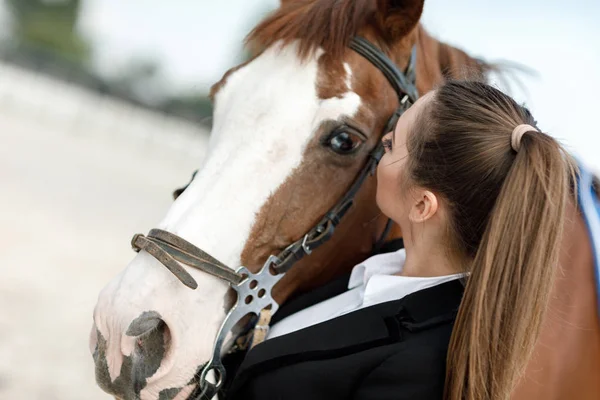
267,248,465,340
348,248,466,309
348,248,406,289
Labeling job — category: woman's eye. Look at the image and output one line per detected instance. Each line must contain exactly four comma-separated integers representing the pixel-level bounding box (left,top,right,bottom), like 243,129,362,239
327,131,363,154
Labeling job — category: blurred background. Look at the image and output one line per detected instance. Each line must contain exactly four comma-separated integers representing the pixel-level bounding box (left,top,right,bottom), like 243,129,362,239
0,0,598,399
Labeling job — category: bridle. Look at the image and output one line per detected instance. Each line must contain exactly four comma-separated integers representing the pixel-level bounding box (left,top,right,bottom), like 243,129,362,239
132,36,418,399
130,36,419,399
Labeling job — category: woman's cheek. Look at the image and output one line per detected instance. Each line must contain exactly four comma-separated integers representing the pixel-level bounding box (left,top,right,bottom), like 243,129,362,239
376,163,396,216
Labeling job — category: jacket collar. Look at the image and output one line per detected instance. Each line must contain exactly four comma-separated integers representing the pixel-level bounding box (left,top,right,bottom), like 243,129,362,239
228,279,464,394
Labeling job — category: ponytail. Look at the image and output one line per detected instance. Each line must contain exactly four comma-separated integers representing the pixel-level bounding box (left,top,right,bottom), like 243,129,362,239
403,81,576,400
444,132,575,399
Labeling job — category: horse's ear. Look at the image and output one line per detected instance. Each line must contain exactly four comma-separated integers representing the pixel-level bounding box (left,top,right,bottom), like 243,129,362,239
375,0,425,42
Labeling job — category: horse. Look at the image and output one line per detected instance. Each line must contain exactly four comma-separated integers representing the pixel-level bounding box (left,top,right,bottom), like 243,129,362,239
90,1,600,399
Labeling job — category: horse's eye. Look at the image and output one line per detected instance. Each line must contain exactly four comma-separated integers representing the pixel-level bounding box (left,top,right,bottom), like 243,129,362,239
327,131,363,155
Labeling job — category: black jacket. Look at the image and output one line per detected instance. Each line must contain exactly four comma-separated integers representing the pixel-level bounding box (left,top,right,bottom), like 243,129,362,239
224,271,464,400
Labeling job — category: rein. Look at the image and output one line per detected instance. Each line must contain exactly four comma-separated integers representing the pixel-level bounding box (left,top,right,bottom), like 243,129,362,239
131,36,419,399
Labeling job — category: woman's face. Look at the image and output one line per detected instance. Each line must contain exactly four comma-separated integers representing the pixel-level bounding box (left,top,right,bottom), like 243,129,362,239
376,92,433,223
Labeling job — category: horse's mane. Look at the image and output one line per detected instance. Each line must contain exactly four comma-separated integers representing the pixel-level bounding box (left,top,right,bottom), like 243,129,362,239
246,0,378,60
246,0,503,89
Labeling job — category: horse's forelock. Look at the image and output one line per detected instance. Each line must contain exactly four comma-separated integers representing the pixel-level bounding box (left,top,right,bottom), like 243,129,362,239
246,0,378,61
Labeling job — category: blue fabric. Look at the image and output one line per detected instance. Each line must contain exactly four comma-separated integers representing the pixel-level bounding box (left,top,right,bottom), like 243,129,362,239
576,160,600,315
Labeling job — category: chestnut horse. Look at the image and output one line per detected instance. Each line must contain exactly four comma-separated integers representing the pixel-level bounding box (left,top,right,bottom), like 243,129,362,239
90,1,600,399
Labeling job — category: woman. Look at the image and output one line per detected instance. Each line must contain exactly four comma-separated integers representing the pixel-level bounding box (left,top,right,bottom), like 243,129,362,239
224,81,575,400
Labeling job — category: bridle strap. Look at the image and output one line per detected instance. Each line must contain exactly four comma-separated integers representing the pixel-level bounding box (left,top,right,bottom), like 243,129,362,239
371,218,395,254
131,36,419,398
272,37,418,274
272,143,385,273
132,230,245,288
349,37,419,103
153,36,419,286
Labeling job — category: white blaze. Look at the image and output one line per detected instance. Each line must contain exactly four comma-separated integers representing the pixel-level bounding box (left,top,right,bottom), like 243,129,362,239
93,42,361,399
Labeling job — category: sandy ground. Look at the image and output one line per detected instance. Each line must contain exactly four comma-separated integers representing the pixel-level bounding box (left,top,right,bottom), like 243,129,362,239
0,112,207,399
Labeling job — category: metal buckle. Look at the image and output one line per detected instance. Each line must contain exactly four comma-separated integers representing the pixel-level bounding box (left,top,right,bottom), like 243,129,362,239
276,231,316,266
400,93,410,106
400,94,414,112
301,233,313,255
196,255,285,397
281,239,299,257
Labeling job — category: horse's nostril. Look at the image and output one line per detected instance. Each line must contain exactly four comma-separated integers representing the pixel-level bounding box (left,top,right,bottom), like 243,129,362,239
126,311,164,337
92,312,173,399
123,311,172,395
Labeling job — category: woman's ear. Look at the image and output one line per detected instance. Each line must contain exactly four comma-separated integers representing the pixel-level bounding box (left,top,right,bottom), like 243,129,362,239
409,190,438,223
375,0,425,42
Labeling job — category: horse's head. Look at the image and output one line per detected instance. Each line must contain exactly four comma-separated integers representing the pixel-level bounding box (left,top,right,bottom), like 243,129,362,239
91,1,488,398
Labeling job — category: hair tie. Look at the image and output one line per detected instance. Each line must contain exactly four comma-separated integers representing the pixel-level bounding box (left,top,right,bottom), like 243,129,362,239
511,124,539,152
